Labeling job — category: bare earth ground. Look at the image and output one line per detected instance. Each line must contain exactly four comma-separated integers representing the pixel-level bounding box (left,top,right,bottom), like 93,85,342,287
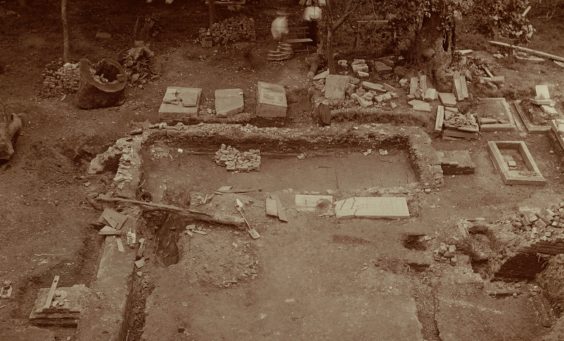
0,1,563,340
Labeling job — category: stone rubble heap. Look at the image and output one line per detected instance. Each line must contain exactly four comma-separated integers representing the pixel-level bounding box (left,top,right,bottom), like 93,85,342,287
214,144,261,172
40,60,80,97
434,242,458,265
201,16,256,46
511,201,564,241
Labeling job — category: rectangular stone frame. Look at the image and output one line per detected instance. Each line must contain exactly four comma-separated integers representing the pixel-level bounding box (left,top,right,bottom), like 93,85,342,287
477,98,517,132
487,141,546,185
513,100,552,133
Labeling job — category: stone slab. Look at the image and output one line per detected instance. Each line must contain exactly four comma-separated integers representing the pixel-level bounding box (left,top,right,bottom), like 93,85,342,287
437,150,475,175
335,197,410,219
256,81,287,118
435,105,445,132
325,75,349,100
408,100,431,112
475,98,516,131
313,70,329,80
362,81,385,92
373,61,393,74
75,235,137,341
535,85,550,100
439,92,457,106
158,87,202,115
214,88,244,117
295,194,333,212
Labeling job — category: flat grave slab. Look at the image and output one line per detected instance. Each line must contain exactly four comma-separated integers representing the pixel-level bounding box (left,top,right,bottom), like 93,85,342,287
473,98,516,131
335,197,410,219
215,88,244,117
325,75,349,100
256,81,287,118
487,141,546,185
513,100,556,133
158,86,202,116
438,93,457,107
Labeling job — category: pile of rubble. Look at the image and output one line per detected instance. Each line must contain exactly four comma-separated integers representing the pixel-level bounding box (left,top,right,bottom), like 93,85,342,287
512,202,564,241
40,60,80,97
443,109,480,140
434,242,458,265
119,45,158,88
200,16,256,46
214,144,260,172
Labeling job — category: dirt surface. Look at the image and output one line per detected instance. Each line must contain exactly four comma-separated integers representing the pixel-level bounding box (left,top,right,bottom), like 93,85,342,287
0,0,564,340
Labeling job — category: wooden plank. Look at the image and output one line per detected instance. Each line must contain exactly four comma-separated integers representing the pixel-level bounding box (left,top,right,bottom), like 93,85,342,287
489,40,564,63
435,105,445,133
43,275,60,310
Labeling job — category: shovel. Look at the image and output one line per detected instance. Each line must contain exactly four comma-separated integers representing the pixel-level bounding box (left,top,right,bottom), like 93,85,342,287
235,198,260,240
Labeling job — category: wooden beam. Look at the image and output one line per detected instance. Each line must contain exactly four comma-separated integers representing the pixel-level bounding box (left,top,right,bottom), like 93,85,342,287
489,41,564,63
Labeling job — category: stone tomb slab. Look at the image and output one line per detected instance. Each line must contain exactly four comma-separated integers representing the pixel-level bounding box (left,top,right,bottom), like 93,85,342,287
335,197,410,219
158,86,202,116
215,88,244,117
256,81,287,118
324,75,349,100
487,141,546,185
474,98,516,131
437,150,475,175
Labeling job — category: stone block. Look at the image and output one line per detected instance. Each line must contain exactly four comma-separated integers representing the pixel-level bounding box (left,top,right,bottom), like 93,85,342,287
362,81,385,92
424,88,437,101
256,81,287,118
536,84,550,100
335,197,410,219
437,150,475,175
313,70,329,80
373,61,392,74
408,100,431,112
159,87,202,116
438,92,457,106
324,75,349,100
215,88,244,117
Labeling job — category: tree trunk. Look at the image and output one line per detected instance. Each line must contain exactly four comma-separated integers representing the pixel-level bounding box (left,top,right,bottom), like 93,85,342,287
416,10,454,92
326,28,335,73
61,0,69,63
208,0,216,28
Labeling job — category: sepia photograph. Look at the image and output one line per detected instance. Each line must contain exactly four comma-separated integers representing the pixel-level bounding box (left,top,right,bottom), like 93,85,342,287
0,0,563,340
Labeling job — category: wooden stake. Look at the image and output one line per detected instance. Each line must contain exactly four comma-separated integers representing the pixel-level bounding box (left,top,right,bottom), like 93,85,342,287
43,275,60,310
61,0,69,63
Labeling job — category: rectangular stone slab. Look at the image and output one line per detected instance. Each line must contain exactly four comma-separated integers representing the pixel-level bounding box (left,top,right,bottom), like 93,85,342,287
475,98,516,131
159,87,202,115
215,88,244,117
295,194,333,212
256,81,287,118
335,197,410,219
325,75,349,100
438,93,457,106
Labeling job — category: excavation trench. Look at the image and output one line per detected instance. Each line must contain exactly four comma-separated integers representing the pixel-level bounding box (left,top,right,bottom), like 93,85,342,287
116,124,439,340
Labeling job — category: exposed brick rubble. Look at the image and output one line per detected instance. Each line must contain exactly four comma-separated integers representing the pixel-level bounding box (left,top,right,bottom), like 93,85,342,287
214,144,261,172
491,202,564,280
